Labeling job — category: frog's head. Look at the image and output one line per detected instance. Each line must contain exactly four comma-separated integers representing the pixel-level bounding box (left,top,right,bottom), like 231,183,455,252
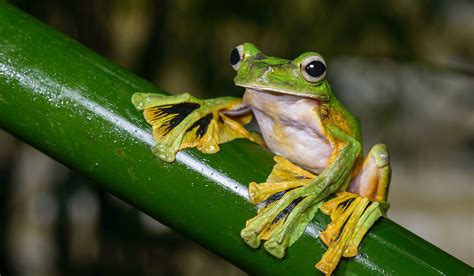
231,42,332,101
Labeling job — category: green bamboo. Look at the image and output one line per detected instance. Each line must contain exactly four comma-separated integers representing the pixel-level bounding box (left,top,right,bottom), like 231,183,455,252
0,3,471,275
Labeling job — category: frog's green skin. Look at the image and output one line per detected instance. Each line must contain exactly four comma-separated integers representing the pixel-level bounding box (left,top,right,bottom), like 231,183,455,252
236,43,363,178
132,43,391,275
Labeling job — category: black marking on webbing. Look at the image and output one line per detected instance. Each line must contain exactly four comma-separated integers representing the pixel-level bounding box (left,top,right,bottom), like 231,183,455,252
150,102,200,136
334,198,365,241
339,197,354,211
262,188,295,207
362,199,373,213
273,197,304,224
187,113,213,138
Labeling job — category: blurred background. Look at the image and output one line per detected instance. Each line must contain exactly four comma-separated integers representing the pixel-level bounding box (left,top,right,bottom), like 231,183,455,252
1,0,473,275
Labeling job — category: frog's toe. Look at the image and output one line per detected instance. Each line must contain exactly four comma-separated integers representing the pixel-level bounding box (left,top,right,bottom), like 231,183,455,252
152,143,177,162
131,93,146,109
132,92,194,110
248,180,310,205
240,227,261,248
264,240,286,258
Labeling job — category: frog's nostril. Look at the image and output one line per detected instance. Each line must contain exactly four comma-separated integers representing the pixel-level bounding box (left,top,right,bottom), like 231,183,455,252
254,53,266,60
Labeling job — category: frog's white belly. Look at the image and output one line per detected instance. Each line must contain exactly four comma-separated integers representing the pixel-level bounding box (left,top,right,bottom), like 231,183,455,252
243,89,333,174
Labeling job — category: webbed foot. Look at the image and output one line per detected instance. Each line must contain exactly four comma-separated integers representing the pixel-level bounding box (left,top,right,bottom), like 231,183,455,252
241,190,321,258
241,156,321,258
316,192,385,274
132,92,263,162
316,144,391,275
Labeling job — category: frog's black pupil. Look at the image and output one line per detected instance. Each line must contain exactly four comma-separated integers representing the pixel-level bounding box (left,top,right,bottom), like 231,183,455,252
305,60,326,78
230,48,241,66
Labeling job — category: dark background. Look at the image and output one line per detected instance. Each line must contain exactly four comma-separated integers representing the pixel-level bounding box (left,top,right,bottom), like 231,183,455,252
1,0,473,275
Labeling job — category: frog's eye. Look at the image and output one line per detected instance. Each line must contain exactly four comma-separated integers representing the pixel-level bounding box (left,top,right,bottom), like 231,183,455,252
301,56,327,83
230,45,244,70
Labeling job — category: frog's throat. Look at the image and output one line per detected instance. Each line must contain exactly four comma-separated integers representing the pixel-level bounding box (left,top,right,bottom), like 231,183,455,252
238,85,328,102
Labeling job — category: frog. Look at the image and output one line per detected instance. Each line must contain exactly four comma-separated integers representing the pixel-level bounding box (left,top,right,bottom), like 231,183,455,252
132,42,391,275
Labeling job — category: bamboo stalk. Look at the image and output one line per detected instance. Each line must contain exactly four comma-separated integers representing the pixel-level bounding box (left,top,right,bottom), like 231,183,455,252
0,3,471,275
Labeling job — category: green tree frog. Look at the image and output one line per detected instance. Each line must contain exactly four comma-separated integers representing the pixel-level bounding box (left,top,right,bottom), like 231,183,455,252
132,43,391,275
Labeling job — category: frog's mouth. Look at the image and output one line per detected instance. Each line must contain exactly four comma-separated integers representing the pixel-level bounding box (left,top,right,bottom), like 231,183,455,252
221,102,252,116
239,85,328,102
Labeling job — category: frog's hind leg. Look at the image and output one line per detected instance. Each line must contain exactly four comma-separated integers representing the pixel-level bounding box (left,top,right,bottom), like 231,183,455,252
132,93,262,162
316,143,391,273
348,143,391,203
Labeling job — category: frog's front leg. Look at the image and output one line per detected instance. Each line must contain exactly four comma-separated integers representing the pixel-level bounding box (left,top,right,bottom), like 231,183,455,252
316,144,390,274
241,125,361,259
132,92,263,162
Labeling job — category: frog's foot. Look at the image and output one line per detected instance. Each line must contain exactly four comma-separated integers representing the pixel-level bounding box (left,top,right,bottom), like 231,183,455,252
315,144,391,275
316,194,382,274
248,156,317,204
241,189,321,257
132,92,263,162
241,156,321,257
